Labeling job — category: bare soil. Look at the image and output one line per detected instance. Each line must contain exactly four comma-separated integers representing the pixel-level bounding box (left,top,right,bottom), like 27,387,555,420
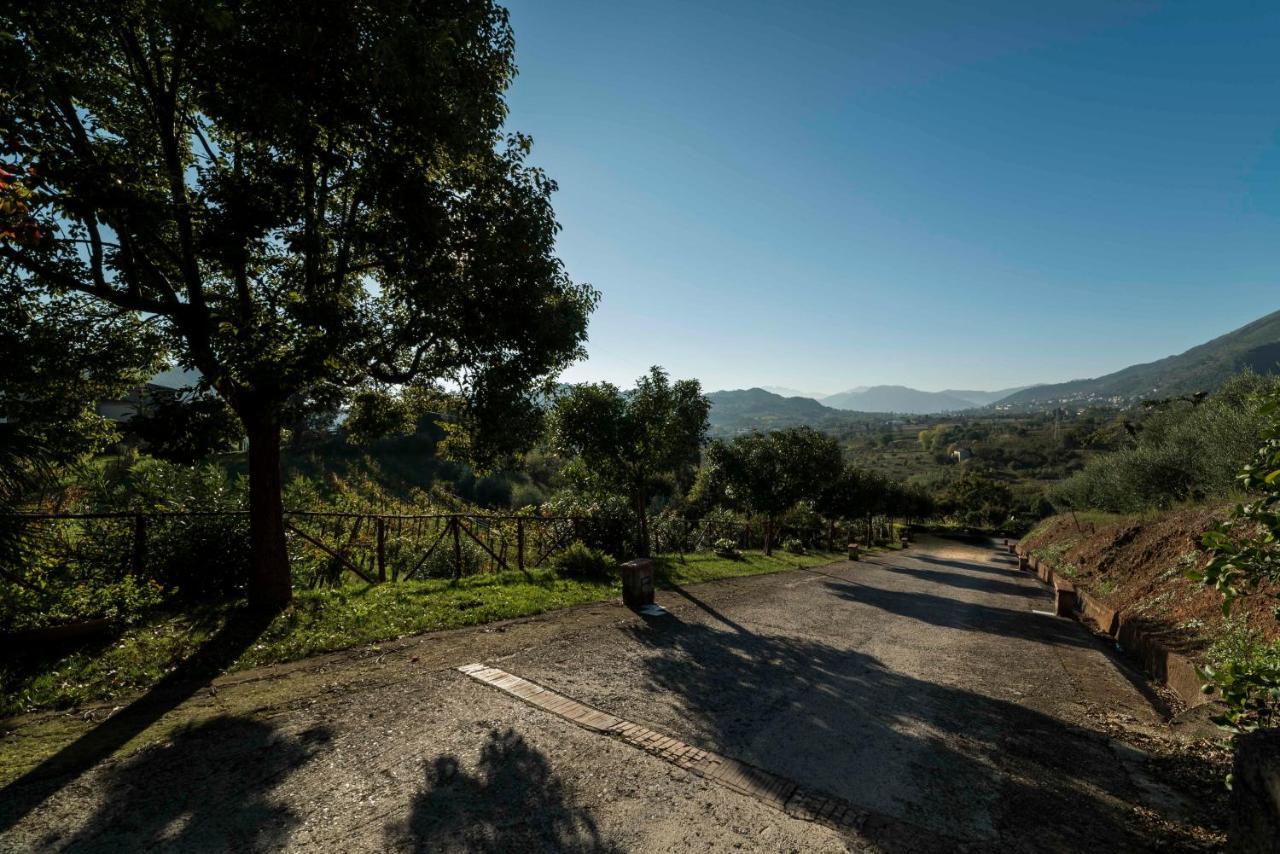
1022,508,1280,657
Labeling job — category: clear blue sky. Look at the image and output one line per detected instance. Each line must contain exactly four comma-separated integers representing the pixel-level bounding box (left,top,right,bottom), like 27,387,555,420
502,1,1280,394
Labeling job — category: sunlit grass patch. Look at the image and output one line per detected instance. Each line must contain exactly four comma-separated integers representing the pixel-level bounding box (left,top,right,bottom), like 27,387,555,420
2,549,842,715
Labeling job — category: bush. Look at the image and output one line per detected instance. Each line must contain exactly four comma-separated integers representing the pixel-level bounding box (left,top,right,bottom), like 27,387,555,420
1055,373,1280,513
712,537,740,559
412,538,488,579
782,537,806,555
1201,619,1280,732
0,573,164,632
551,541,615,579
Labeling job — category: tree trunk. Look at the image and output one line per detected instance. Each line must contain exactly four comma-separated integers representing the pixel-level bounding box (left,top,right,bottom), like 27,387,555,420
245,414,291,610
764,516,774,556
634,495,651,558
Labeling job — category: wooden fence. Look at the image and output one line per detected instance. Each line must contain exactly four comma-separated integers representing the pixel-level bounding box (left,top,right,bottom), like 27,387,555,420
2,509,898,593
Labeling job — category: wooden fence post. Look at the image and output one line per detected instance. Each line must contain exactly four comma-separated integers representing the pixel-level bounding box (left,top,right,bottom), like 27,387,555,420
516,518,525,574
376,518,387,583
451,515,462,581
130,514,147,575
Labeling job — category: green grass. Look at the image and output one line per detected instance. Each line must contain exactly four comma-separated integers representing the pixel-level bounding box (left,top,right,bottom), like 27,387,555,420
1,549,842,716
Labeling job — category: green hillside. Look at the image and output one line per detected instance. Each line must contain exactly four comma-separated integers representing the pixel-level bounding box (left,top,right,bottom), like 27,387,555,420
998,309,1280,409
706,388,895,435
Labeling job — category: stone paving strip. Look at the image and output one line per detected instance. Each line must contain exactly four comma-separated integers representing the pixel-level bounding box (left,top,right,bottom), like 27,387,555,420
458,662,869,835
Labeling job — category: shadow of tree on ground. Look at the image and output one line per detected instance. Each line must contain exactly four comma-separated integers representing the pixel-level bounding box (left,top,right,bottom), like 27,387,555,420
622,607,1221,852
824,578,1088,648
27,716,328,852
0,607,278,835
878,564,1039,598
905,552,1024,577
387,727,618,853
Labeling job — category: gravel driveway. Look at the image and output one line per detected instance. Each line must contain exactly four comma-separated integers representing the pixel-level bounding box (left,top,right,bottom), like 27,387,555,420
0,537,1224,852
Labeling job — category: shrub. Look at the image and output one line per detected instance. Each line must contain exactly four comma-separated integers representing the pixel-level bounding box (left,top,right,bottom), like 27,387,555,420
1201,619,1280,732
551,541,615,579
782,537,806,555
1190,383,1280,737
413,539,488,580
1055,373,1280,513
0,573,164,632
712,537,740,559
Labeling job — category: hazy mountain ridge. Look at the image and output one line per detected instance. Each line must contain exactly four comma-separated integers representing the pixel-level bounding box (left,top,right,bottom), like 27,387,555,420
705,388,894,436
941,387,1034,407
822,385,976,414
759,385,830,400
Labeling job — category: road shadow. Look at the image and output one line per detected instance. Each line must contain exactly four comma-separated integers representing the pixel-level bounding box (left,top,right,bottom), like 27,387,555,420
662,583,749,634
620,612,1217,852
32,716,328,852
823,579,1087,649
0,607,278,834
907,553,1024,578
386,727,618,853
879,564,1040,598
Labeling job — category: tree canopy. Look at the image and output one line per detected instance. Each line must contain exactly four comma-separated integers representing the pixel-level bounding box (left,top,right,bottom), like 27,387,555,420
550,367,709,557
701,426,842,554
0,0,597,606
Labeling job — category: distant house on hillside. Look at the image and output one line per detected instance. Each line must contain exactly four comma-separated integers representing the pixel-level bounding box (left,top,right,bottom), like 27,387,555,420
951,448,972,463
96,383,173,424
97,380,249,453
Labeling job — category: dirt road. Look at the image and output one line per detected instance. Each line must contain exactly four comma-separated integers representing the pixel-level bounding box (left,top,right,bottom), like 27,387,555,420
0,537,1224,852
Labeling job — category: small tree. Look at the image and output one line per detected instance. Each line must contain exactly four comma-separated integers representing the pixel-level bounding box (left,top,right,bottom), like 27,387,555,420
550,367,709,557
703,427,842,555
943,468,1014,529
1,1,596,608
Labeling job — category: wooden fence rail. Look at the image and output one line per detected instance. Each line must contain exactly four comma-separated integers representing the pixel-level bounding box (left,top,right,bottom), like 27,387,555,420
2,510,902,591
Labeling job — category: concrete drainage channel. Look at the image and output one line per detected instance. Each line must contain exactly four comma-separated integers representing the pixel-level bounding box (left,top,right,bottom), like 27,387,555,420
458,663,964,850
1006,542,1210,709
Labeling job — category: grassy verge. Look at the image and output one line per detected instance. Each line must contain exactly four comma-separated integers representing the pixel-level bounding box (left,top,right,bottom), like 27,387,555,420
1,549,842,716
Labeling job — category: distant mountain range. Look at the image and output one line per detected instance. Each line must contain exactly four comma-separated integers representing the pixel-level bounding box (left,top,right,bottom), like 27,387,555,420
709,309,1280,428
755,384,1028,411
820,385,1032,414
997,309,1280,409
758,385,832,400
705,388,894,436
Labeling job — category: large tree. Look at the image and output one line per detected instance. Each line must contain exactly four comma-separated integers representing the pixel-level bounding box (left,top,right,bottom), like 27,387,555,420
703,427,842,555
0,0,596,607
817,464,886,543
551,367,709,557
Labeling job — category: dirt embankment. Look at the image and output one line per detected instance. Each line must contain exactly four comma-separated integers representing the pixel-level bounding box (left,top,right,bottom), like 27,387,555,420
1021,507,1280,659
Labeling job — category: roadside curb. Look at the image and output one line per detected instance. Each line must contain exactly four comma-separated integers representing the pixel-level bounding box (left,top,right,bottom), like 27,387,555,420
1012,544,1209,709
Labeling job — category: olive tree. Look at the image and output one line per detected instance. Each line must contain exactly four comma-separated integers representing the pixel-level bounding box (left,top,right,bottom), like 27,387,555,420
817,464,887,544
0,0,596,607
702,427,842,555
550,367,709,557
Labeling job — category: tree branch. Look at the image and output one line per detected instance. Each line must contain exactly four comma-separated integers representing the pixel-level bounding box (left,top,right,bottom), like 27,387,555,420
0,245,171,315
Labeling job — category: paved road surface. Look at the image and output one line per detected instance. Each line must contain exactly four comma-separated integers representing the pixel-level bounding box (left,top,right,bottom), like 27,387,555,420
0,537,1217,852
